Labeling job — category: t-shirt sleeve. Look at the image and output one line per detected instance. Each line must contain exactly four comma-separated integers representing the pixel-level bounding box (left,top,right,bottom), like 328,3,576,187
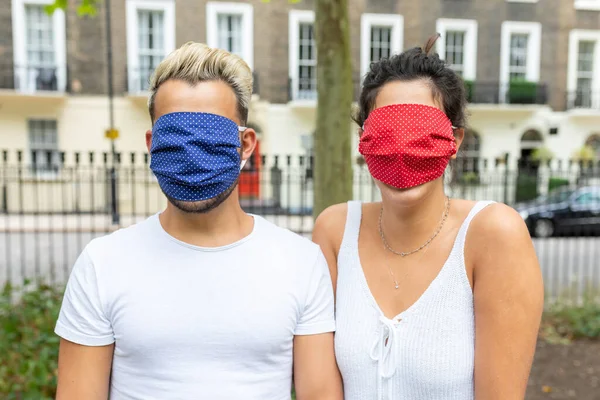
54,249,115,346
295,249,336,335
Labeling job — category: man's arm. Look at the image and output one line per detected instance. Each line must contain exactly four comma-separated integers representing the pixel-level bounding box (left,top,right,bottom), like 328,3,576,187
54,248,116,399
293,333,343,400
56,340,114,400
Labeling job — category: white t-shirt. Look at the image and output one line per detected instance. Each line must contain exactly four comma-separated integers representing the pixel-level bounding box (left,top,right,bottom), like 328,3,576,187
55,214,335,400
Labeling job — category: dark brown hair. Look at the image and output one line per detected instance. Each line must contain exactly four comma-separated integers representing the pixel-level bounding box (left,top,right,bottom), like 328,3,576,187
353,33,467,130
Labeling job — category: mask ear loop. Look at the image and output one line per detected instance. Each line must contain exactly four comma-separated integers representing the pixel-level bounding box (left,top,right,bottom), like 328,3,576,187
238,126,250,170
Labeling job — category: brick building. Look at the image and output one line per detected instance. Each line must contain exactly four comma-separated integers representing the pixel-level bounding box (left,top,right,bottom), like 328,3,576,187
1,0,600,171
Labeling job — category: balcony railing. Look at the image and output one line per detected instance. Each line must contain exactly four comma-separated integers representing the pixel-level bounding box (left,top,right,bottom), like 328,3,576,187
465,81,548,105
0,65,66,93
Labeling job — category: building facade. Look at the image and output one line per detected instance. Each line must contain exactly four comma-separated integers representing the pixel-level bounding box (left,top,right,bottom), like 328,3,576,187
1,0,600,174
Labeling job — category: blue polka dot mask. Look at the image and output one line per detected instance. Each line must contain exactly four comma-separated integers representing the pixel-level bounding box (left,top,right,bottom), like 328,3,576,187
149,112,247,202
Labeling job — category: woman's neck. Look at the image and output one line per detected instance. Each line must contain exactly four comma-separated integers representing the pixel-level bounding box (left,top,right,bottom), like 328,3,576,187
379,188,449,253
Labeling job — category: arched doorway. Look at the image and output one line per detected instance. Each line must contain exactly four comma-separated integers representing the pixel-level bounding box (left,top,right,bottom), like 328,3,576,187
516,129,544,202
519,129,544,164
585,134,600,160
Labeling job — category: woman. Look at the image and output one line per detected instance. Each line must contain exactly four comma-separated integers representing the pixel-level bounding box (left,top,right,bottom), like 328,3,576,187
313,35,544,400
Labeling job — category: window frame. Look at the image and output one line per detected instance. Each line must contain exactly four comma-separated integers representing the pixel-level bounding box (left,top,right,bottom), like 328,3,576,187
575,0,600,11
206,2,254,70
435,18,478,81
288,10,317,103
27,119,60,178
11,0,67,93
500,21,542,101
360,14,403,81
126,0,176,94
567,30,600,109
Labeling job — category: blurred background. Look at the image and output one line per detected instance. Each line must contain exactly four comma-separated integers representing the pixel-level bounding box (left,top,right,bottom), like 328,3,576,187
0,0,599,399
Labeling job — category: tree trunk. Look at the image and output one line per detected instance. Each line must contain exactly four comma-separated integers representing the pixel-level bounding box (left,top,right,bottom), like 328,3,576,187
313,0,353,219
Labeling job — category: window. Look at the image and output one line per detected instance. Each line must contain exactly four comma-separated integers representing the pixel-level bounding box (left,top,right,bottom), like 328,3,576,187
138,10,164,91
28,120,59,174
206,2,253,69
568,30,600,109
575,192,600,205
360,14,403,80
371,27,392,62
576,41,595,107
445,31,465,75
11,0,66,93
500,22,542,100
126,0,175,93
289,10,317,101
509,34,529,80
575,0,600,11
453,130,481,184
436,19,478,81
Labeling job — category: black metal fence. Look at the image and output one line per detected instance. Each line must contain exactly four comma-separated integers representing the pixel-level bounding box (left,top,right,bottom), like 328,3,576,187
1,150,599,304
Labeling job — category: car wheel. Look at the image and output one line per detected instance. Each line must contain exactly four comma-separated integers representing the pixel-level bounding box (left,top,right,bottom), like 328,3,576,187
534,219,554,238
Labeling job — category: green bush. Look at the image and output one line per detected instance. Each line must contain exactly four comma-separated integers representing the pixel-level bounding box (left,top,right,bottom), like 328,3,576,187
0,282,63,400
508,80,538,104
463,80,474,103
458,171,480,186
515,172,539,203
548,177,569,193
541,299,600,343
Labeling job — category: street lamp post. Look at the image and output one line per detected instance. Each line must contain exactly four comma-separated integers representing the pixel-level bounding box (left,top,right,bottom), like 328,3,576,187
105,0,119,225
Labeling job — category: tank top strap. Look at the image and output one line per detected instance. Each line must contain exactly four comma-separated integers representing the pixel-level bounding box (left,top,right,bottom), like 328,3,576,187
340,201,363,251
454,200,496,252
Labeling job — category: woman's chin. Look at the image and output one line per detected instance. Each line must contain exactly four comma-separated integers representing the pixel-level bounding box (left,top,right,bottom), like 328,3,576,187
376,179,441,206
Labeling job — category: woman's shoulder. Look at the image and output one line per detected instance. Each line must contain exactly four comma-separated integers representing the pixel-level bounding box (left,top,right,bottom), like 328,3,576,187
464,200,534,264
312,201,380,249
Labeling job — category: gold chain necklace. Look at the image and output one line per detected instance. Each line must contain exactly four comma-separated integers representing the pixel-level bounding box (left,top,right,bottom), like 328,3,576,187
379,197,451,289
379,196,450,257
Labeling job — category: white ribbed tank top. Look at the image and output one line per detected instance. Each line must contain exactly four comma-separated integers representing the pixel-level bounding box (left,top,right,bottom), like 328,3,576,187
334,201,494,400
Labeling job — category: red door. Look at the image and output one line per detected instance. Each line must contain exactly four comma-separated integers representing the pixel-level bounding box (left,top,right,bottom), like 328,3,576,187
239,141,261,199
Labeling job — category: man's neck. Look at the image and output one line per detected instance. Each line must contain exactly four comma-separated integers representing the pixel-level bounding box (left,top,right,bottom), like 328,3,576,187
380,187,449,253
159,195,254,248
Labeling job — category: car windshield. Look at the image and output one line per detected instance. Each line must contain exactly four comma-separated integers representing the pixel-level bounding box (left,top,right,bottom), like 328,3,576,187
538,189,574,204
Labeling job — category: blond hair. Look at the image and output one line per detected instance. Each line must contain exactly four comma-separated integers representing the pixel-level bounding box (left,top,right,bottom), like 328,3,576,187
148,42,253,123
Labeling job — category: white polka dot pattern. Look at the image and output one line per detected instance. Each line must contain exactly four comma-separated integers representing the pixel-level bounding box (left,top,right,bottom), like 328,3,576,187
359,103,457,189
149,112,242,202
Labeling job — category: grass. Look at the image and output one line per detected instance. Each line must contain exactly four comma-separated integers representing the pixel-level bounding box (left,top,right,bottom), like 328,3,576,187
540,296,600,344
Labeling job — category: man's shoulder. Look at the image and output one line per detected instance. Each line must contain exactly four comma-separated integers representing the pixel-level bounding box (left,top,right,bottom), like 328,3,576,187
85,215,157,259
254,216,320,255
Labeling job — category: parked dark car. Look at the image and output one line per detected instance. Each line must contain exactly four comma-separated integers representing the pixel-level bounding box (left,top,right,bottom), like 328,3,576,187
515,186,600,238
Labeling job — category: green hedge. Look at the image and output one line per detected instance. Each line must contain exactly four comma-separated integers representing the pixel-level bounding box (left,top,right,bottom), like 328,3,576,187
464,80,474,103
508,80,538,104
548,177,570,193
515,172,539,203
0,282,63,399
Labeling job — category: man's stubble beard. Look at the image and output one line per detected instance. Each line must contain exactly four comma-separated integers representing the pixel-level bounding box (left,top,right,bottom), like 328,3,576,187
164,178,239,214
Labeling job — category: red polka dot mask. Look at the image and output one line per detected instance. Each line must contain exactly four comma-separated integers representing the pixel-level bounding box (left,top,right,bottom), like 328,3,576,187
359,103,457,189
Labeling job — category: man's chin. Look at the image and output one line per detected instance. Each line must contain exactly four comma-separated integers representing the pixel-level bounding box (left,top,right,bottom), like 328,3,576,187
164,182,238,214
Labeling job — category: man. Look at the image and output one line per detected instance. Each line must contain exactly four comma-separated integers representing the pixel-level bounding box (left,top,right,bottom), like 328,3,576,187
55,42,342,400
